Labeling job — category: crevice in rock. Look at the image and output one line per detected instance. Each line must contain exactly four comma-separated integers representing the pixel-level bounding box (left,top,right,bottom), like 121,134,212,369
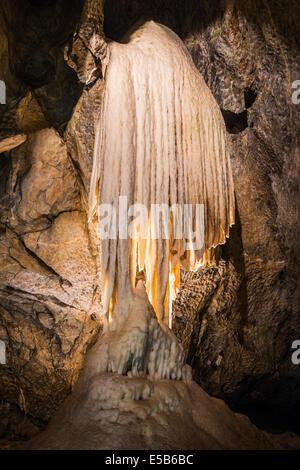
221,109,248,134
17,234,72,287
244,86,257,109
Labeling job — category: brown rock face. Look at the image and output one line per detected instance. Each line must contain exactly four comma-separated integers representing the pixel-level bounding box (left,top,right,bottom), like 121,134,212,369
0,0,105,441
0,128,102,439
0,0,299,444
152,0,299,434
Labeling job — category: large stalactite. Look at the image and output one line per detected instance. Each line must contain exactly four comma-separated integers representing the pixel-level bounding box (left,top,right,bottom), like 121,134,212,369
89,20,235,333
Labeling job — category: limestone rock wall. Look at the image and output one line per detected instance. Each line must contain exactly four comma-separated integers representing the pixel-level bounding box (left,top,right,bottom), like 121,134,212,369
0,0,104,440
165,0,299,433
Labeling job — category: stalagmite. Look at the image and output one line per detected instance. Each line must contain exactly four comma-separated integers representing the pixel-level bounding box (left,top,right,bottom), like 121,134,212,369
88,19,235,379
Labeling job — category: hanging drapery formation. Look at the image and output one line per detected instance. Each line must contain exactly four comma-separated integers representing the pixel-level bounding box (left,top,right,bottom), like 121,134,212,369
89,20,235,328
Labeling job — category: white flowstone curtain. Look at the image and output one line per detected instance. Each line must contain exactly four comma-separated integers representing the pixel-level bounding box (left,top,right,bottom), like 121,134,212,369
89,20,235,327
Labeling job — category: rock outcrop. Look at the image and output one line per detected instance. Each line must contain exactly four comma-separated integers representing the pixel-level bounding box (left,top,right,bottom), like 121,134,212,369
170,0,300,434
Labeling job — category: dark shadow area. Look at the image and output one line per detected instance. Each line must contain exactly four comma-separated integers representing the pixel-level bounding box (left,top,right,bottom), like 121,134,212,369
0,152,12,208
1,0,84,130
223,202,248,343
103,0,300,56
222,82,258,133
10,0,84,89
221,109,248,134
229,378,300,436
222,205,300,436
251,402,300,436
104,0,227,41
27,0,58,6
102,0,300,438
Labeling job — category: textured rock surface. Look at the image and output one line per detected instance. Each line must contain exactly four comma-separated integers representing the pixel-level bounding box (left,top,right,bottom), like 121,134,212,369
170,0,300,433
0,129,102,439
0,0,104,442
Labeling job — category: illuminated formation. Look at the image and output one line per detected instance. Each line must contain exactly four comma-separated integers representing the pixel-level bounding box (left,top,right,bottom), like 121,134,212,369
88,20,234,377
